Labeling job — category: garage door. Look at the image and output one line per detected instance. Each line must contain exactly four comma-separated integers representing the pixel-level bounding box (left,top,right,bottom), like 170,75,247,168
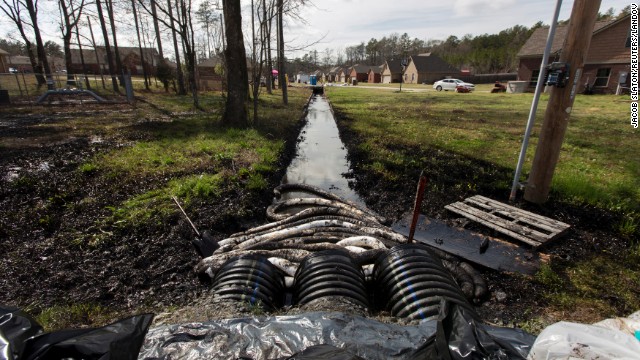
382,75,391,84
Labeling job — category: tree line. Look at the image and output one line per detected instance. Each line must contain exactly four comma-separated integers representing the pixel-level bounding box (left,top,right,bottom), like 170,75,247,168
290,6,631,75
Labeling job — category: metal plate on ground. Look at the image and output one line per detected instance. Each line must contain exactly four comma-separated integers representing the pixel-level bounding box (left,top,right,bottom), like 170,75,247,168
392,214,547,275
445,195,570,248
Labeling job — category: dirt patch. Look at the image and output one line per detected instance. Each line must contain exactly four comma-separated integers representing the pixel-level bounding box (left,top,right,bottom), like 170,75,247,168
0,99,637,332
0,102,304,328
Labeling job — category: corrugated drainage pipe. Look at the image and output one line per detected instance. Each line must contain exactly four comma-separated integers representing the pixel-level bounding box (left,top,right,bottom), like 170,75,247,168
293,249,369,309
374,244,479,321
211,255,285,311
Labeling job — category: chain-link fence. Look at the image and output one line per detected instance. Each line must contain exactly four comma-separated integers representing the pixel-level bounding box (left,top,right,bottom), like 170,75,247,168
0,72,133,105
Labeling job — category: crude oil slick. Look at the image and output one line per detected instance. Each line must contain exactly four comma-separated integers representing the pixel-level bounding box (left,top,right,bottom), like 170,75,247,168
281,95,366,208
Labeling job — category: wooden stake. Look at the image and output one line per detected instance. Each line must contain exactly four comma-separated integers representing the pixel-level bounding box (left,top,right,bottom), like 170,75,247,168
524,0,602,203
408,171,428,243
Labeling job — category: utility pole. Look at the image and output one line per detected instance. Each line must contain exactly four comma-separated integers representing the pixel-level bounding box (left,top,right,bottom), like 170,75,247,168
523,0,601,204
277,0,287,105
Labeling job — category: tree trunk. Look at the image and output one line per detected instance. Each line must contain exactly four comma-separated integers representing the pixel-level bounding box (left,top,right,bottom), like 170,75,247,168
222,0,248,127
131,0,149,90
24,0,51,87
105,0,124,84
95,0,118,91
264,0,272,94
277,0,287,104
150,0,164,59
168,0,187,95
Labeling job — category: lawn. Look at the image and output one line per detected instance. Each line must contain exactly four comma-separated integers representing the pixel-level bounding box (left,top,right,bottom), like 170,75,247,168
326,85,638,216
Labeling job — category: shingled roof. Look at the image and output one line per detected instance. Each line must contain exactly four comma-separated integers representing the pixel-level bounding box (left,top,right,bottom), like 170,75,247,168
384,59,404,73
350,64,371,74
517,19,615,57
409,54,458,73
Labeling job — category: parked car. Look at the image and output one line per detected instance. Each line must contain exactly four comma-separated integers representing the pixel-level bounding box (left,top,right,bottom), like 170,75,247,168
8,67,18,74
433,79,475,92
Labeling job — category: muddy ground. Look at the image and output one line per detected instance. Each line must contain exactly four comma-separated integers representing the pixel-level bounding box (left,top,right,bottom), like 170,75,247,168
0,99,636,332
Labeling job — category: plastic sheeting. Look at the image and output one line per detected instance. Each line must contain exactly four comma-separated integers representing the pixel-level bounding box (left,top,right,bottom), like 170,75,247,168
527,311,640,360
139,305,535,360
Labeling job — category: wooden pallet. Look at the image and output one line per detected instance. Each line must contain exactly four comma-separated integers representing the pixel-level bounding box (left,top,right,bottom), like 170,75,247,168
445,195,570,248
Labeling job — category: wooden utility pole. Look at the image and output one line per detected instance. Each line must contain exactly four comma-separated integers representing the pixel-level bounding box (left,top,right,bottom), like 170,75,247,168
524,0,601,203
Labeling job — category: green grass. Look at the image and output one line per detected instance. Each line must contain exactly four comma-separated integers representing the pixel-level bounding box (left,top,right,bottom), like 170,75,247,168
85,88,308,235
326,86,638,216
35,303,119,332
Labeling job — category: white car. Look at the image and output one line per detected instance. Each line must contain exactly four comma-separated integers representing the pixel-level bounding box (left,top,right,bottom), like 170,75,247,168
433,79,475,92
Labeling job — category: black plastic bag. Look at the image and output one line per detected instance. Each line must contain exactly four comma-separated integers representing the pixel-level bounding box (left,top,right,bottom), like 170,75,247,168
0,307,44,360
410,301,532,360
21,314,153,360
1,306,152,360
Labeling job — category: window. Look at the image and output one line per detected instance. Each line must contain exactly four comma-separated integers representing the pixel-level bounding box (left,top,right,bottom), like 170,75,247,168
593,68,611,87
626,29,631,48
529,69,540,87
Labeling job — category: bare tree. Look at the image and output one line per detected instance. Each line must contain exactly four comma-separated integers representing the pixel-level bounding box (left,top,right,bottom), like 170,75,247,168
24,0,51,85
130,0,149,90
57,0,86,84
95,0,118,91
0,0,44,85
222,0,248,126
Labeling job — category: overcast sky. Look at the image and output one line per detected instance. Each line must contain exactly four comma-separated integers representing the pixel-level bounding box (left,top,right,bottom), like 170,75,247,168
286,0,632,57
0,0,632,60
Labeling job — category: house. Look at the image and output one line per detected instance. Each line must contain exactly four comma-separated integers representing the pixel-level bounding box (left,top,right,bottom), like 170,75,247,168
337,68,348,83
367,65,383,84
327,66,343,82
380,59,404,83
7,56,33,72
69,47,160,75
0,48,8,73
349,64,370,83
197,56,223,76
296,72,310,83
403,53,459,84
311,69,325,83
517,15,630,94
197,56,224,91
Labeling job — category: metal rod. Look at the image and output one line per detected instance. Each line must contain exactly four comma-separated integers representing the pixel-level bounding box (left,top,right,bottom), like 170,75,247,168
172,196,201,238
509,0,564,202
408,171,428,243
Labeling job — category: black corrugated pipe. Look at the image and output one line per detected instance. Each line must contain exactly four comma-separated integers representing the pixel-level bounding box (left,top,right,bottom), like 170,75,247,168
374,244,480,321
293,249,369,309
211,255,285,311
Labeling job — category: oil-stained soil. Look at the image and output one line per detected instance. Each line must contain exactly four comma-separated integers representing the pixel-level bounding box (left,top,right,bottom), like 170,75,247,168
0,99,637,333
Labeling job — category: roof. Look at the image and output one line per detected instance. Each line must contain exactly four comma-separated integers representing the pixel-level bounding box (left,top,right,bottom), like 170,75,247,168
350,64,370,74
368,65,384,74
517,19,615,57
7,56,31,65
0,48,9,56
409,54,458,73
385,59,404,73
69,47,160,65
198,57,223,68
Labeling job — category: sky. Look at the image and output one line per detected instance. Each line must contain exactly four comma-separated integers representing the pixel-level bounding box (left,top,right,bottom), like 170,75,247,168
0,0,633,61
285,0,633,57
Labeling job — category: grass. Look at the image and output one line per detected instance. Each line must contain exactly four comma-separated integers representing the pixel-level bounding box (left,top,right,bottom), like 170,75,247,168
35,303,120,332
326,85,638,216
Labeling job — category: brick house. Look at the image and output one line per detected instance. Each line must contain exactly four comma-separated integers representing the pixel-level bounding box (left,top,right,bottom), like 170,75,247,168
517,15,631,94
403,53,459,84
327,66,343,82
349,64,370,83
367,65,383,84
69,47,159,75
380,59,403,83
